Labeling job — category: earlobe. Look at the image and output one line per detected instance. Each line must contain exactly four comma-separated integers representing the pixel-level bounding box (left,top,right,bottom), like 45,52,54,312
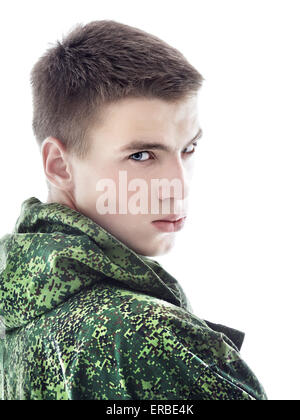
42,137,73,191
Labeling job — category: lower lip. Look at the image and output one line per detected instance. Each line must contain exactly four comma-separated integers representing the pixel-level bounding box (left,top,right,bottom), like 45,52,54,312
151,217,186,233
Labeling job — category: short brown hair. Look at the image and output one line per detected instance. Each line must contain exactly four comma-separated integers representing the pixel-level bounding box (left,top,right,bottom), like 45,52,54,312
30,20,204,159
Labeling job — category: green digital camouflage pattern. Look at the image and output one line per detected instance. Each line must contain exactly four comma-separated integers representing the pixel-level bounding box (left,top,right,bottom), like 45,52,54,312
0,197,267,400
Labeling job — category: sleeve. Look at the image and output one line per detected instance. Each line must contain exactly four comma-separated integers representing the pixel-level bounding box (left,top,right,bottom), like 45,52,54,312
65,305,267,400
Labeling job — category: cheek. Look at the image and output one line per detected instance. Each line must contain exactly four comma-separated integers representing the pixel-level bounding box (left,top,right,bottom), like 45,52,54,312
72,162,103,209
94,168,124,215
73,169,94,198
75,164,157,216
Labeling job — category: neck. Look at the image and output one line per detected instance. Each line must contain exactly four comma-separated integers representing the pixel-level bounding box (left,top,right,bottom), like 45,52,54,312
46,188,77,212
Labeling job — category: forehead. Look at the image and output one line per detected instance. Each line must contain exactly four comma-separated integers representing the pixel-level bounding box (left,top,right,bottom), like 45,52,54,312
98,95,198,129
88,96,200,153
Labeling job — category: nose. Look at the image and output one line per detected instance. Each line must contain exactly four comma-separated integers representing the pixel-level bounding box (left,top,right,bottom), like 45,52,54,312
154,156,190,206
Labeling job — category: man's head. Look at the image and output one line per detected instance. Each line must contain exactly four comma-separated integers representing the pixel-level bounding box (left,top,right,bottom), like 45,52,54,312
31,20,204,257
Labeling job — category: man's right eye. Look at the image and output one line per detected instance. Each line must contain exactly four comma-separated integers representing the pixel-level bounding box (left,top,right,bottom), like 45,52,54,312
129,151,152,162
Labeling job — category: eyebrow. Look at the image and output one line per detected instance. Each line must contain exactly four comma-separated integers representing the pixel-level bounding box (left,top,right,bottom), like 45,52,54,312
119,127,203,153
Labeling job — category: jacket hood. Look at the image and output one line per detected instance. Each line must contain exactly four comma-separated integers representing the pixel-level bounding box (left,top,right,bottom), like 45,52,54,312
0,197,192,332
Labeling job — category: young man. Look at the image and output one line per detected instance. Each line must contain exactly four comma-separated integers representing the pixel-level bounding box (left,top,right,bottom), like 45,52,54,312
0,20,267,400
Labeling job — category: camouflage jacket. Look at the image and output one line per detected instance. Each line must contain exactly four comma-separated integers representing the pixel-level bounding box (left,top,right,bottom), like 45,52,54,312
0,197,267,400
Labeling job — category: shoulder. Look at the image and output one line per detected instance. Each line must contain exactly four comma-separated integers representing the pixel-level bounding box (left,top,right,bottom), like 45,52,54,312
59,284,234,371
41,284,266,400
47,282,230,358
45,282,209,363
64,282,198,339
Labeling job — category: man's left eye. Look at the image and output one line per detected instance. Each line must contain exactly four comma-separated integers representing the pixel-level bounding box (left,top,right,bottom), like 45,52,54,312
183,142,198,154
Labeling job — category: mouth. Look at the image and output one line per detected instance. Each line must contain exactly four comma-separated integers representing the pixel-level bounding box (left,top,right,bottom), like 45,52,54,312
152,214,187,222
151,216,187,233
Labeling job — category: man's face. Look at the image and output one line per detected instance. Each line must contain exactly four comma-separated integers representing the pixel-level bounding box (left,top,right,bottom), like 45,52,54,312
69,95,202,256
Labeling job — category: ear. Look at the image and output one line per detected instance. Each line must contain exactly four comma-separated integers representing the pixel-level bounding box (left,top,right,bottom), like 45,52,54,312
41,137,74,191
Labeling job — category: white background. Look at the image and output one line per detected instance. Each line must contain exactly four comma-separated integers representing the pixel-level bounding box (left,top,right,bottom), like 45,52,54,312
0,0,299,400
